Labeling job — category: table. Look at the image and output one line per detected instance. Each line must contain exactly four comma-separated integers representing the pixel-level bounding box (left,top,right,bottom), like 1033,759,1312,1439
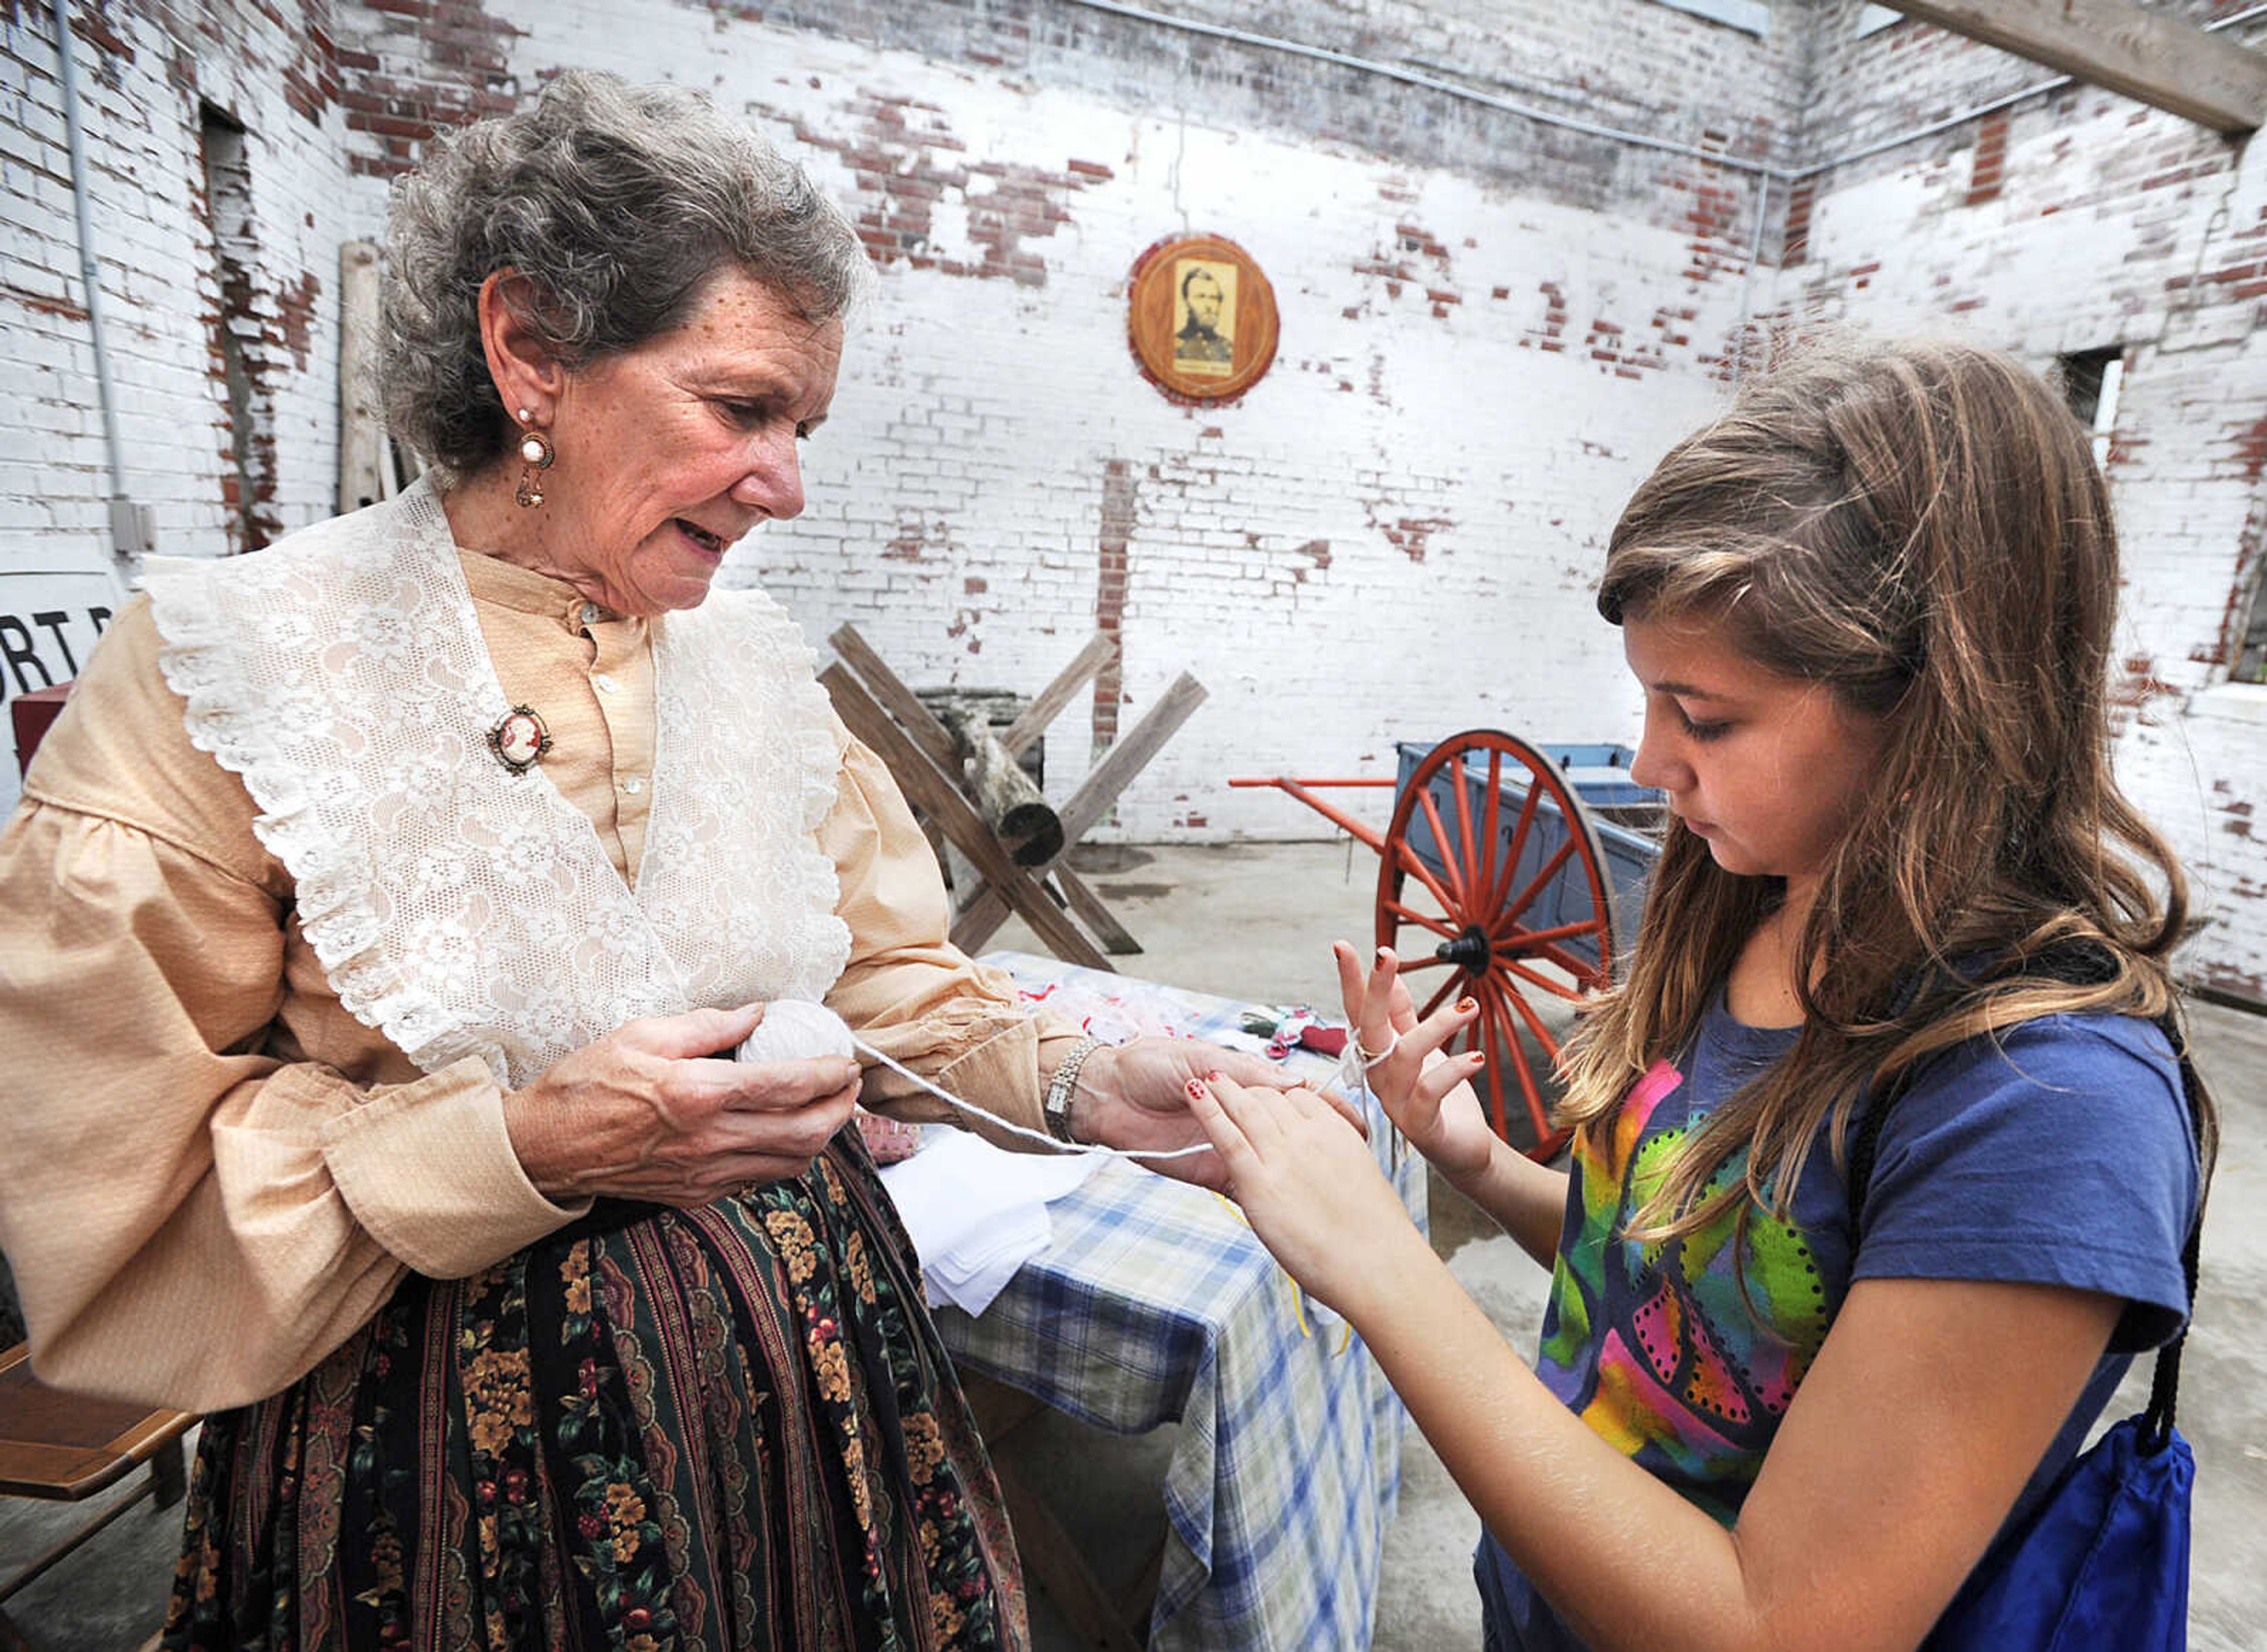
937,952,1428,1650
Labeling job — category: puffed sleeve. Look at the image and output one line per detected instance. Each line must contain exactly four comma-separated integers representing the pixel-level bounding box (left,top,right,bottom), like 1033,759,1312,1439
0,602,584,1412
817,727,1086,1139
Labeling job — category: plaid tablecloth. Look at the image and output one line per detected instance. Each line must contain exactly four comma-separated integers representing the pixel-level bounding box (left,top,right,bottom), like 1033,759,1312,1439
937,952,1428,1651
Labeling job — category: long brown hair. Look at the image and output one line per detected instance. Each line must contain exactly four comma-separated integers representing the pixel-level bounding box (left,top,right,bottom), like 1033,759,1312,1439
1562,338,2214,1238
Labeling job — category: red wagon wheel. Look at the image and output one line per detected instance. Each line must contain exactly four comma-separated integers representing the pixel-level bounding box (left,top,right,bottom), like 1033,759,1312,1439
1373,730,1621,1161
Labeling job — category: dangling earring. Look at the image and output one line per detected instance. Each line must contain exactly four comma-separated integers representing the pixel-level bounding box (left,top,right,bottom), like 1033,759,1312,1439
513,407,555,508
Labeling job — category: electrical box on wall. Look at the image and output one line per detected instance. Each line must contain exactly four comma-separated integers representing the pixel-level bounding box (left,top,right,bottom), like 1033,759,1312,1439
107,498,156,558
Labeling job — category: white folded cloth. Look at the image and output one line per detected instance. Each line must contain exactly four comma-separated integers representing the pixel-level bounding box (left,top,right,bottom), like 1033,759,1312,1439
877,1126,1105,1314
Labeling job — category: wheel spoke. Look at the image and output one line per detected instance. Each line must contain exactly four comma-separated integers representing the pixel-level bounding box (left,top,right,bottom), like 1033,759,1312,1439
1481,982,1551,1145
1418,974,1459,1018
1448,752,1482,910
1396,955,1453,974
1483,1016,1517,1142
1524,936,1609,992
1478,750,1504,924
1382,899,1459,941
1494,917,1605,954
1459,981,1504,1140
1390,837,1461,923
1487,781,1544,919
1495,972,1563,1064
1415,785,1468,908
1491,836,1580,938
1500,955,1589,1001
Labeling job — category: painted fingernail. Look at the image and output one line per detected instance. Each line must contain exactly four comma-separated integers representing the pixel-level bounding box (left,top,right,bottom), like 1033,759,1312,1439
1374,946,1390,963
1471,1051,1488,1067
1456,997,1478,1015
1185,1078,1208,1100
1207,1069,1227,1082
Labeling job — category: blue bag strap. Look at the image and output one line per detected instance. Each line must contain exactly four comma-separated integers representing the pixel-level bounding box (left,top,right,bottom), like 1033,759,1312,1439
1843,950,2205,1458
2139,1030,2205,1452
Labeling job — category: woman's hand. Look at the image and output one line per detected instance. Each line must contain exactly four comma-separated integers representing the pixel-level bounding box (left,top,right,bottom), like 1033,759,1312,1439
503,1003,861,1205
1183,1071,1434,1317
1334,941,1496,1180
1070,1037,1363,1191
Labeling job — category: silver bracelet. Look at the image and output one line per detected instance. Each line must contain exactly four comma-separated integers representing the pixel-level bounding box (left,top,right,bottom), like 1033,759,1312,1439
1043,1034,1105,1142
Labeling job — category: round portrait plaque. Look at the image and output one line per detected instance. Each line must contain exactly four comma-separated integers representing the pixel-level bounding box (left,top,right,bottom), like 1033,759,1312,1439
1128,234,1279,403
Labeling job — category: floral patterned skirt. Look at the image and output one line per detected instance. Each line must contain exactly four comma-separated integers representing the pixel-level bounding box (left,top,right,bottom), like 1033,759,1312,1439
162,1131,1028,1651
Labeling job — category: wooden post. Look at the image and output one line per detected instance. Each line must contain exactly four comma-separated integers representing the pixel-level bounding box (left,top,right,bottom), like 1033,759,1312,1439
828,625,959,772
952,672,1208,953
1002,631,1118,756
1884,1,2267,135
824,625,1198,968
940,704,1066,868
337,241,387,514
1059,672,1208,846
821,664,1115,972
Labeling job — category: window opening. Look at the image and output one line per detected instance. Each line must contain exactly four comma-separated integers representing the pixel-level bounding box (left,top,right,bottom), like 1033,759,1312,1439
2059,345,2124,471
198,103,267,553
2236,554,2267,685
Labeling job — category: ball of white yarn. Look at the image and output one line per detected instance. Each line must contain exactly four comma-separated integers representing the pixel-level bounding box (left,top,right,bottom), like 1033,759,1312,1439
735,998,857,1064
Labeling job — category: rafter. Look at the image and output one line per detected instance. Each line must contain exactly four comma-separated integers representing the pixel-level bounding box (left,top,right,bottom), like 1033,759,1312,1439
1889,1,2267,134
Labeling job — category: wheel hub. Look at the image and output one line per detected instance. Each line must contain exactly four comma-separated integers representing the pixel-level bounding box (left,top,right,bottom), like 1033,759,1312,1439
1435,925,1492,969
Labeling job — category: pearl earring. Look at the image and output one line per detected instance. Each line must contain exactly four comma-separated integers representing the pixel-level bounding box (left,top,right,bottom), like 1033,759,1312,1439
513,406,555,508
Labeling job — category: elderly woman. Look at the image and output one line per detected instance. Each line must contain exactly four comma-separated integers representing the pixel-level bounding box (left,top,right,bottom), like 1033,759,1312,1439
0,74,1304,1649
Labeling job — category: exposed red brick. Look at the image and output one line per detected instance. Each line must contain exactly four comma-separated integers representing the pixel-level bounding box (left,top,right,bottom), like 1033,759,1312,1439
788,96,1103,288
1092,459,1135,751
271,269,320,371
2,283,89,322
1967,113,2009,207
1781,178,1815,266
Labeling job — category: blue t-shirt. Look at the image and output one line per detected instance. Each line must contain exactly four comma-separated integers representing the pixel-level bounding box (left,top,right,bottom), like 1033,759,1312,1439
1477,995,2199,1652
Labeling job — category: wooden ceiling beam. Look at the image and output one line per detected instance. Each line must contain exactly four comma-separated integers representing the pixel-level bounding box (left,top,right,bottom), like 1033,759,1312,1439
1888,1,2267,135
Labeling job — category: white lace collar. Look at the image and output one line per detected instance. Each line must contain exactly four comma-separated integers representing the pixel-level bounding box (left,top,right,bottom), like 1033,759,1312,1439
142,478,850,1088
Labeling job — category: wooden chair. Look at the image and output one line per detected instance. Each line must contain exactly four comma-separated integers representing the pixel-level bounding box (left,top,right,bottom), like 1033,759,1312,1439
8,683,73,781
2,679,198,1647
0,1346,193,1645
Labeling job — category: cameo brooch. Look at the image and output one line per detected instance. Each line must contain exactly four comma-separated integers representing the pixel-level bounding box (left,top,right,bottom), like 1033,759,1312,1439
488,704,553,774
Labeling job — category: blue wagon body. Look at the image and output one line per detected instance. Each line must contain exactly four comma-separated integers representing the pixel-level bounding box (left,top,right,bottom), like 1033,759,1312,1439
1393,739,1660,977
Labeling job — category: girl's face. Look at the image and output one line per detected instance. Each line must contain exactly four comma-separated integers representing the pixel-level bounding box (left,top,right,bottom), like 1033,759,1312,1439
1623,612,1888,901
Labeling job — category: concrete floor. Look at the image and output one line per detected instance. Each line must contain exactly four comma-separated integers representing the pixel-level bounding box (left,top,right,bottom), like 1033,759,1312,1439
4,840,2262,1650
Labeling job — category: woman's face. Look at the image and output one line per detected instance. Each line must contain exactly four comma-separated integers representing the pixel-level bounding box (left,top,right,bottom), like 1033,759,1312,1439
1623,611,1887,903
537,267,842,616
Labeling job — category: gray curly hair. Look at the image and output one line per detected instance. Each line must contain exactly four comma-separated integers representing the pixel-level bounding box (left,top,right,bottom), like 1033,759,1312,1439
378,71,873,479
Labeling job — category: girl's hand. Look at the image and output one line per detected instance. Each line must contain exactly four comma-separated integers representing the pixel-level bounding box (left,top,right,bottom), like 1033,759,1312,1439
1183,1070,1434,1317
1072,1037,1366,1190
1334,941,1497,1180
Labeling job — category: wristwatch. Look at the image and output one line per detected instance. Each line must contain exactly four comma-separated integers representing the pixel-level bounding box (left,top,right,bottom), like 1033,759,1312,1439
1043,1034,1105,1143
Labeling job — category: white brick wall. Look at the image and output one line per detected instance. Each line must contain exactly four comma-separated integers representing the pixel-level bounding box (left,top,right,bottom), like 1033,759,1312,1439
1772,6,2267,996
2,0,2260,997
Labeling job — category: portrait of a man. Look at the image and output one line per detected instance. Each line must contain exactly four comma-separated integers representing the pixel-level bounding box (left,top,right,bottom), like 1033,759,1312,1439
1173,260,1237,377
1128,234,1275,401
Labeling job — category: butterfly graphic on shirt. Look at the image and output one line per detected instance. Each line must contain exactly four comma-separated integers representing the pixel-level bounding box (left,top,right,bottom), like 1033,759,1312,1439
1544,1059,1832,1500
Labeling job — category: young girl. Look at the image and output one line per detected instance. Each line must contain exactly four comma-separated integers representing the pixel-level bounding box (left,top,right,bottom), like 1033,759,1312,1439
1186,340,2212,1651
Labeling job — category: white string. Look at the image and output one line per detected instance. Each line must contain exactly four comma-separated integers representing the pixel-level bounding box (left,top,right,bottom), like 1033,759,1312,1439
1357,1031,1401,1070
1332,1035,1407,1174
849,1035,1213,1162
